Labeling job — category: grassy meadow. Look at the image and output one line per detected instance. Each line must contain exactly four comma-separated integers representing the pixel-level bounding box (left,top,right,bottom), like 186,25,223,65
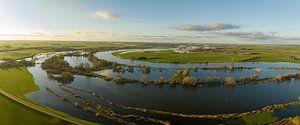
0,67,98,125
0,94,70,125
0,41,298,125
0,41,155,60
113,45,300,63
0,67,38,98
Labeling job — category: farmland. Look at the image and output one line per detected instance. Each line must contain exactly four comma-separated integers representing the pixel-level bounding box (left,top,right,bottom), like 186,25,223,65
113,45,300,63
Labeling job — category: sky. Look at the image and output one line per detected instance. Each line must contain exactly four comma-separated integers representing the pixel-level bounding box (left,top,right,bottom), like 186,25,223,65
0,0,300,44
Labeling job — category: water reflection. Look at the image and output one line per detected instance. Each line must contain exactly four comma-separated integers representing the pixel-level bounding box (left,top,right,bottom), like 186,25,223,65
25,50,300,124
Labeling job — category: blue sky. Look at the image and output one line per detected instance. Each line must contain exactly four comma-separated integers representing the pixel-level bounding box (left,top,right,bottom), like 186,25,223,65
0,0,300,44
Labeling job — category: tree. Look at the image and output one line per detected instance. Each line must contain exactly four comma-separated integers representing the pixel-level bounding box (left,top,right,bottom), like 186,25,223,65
60,71,74,83
41,56,72,73
142,65,151,74
182,67,190,77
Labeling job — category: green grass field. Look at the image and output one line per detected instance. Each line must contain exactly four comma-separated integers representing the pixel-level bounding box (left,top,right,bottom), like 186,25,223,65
240,112,279,125
0,67,97,125
226,112,279,125
0,42,297,124
0,41,93,60
0,94,70,125
0,41,172,125
0,41,152,60
113,45,300,63
0,67,38,98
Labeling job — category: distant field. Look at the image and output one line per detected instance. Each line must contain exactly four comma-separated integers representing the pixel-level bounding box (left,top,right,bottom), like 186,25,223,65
0,41,159,60
113,45,300,63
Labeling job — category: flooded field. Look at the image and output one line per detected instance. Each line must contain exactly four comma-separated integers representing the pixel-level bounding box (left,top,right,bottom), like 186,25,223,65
26,50,300,124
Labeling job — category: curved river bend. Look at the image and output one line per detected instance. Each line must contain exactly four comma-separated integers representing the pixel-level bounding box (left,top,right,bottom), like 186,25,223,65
25,49,300,124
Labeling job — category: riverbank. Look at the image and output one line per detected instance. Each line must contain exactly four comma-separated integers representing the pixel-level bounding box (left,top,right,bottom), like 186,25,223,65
1,42,300,125
269,116,300,125
0,67,97,125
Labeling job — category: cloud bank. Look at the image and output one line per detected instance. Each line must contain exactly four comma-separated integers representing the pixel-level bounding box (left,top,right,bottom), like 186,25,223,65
169,22,241,31
218,31,277,40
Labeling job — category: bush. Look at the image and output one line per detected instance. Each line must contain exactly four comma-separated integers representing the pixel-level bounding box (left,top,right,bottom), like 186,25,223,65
127,66,134,73
140,75,149,84
155,76,165,85
142,65,151,74
47,71,74,83
136,56,148,60
74,63,92,74
61,71,74,83
273,73,294,82
112,65,125,73
182,77,199,86
168,71,185,85
88,53,113,70
168,68,190,85
192,66,198,72
182,67,190,77
207,77,221,83
113,76,136,84
254,68,262,73
225,77,236,86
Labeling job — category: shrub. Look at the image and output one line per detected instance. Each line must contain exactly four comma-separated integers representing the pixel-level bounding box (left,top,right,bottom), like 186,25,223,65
182,67,190,77
113,76,136,84
228,65,233,71
182,77,199,86
155,76,165,85
273,73,294,82
60,71,74,83
127,66,134,73
47,71,74,83
254,68,262,73
88,53,113,70
74,63,92,74
207,77,221,83
112,65,125,73
140,75,149,84
192,66,198,72
168,71,185,85
142,65,151,74
136,56,148,60
296,73,300,78
225,77,236,86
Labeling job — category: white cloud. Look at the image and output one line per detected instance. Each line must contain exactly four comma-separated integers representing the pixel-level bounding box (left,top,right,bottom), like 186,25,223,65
218,31,277,40
90,11,121,20
169,22,241,31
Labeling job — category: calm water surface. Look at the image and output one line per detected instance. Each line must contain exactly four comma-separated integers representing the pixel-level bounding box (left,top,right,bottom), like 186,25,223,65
26,50,300,124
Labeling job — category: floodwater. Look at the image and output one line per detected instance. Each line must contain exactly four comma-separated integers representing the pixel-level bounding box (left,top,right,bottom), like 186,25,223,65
26,50,300,124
